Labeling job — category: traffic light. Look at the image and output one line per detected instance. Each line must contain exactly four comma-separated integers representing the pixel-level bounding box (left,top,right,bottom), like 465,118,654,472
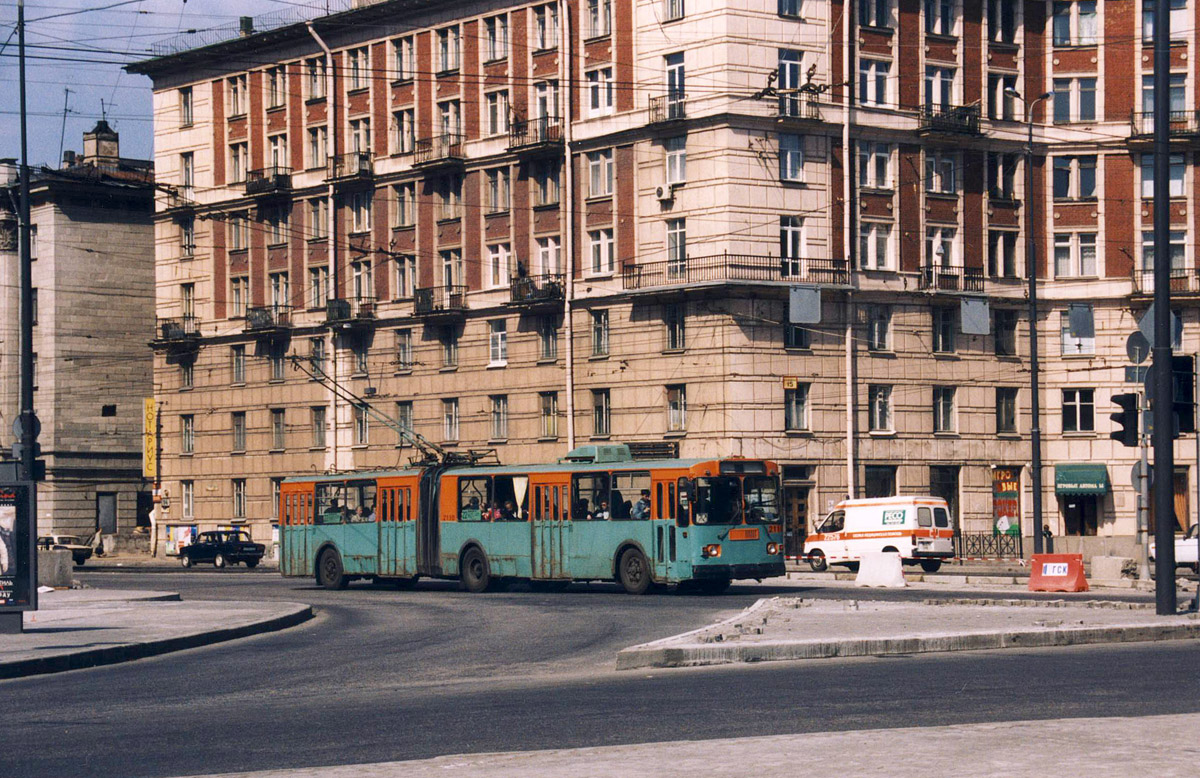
1173,355,1196,435
1110,393,1139,447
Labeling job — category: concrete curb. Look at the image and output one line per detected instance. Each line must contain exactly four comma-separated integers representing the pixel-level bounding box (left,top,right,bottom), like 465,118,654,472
0,603,313,680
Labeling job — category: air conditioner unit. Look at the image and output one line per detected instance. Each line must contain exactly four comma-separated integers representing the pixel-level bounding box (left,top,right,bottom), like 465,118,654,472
363,386,378,397
656,184,675,203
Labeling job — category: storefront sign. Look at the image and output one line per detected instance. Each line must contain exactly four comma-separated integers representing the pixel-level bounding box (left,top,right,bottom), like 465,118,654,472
992,467,1021,537
0,483,35,612
143,397,157,480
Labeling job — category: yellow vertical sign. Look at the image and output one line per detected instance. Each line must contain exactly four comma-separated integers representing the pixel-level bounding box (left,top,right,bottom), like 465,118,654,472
144,397,157,480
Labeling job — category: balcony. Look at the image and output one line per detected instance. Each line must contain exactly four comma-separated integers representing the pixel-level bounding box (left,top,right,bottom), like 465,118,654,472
508,273,565,310
1131,268,1200,296
327,152,373,183
917,103,982,136
245,166,292,197
621,254,850,291
245,304,292,335
325,296,376,331
508,116,563,153
778,94,822,122
1128,111,1200,144
413,285,468,319
413,133,465,169
648,95,687,126
918,264,986,293
153,315,201,359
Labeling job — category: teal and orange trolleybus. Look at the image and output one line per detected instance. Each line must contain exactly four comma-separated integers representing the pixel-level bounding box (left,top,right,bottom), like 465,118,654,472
279,445,785,594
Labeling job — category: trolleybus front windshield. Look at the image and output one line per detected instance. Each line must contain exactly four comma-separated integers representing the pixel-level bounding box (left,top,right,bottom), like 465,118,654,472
694,475,780,525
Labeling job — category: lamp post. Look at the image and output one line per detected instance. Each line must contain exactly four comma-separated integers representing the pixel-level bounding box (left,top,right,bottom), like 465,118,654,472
1007,88,1053,555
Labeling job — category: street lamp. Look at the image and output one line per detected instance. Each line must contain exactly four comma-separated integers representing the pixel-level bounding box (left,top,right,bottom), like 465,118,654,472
1006,88,1053,555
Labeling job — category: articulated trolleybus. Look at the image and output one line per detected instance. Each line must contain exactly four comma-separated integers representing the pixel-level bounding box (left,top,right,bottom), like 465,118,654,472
279,445,785,594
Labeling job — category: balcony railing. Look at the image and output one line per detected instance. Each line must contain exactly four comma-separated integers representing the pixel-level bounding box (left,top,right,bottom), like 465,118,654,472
245,304,293,331
327,152,373,181
509,273,565,306
648,94,687,124
621,254,849,290
918,264,986,293
1129,110,1200,138
414,285,468,316
508,116,563,150
918,103,982,135
413,133,465,167
157,315,200,342
245,166,292,196
1131,268,1199,295
778,94,822,121
326,296,376,325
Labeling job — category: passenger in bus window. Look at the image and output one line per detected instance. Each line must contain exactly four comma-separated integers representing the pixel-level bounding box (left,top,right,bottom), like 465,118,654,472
500,500,518,521
632,489,651,519
595,501,611,520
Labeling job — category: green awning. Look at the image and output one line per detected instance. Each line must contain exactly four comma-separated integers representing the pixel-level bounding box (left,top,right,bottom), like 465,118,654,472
1055,464,1110,495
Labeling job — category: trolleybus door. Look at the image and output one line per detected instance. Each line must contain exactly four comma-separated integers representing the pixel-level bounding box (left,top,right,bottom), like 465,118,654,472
378,487,411,576
532,481,570,579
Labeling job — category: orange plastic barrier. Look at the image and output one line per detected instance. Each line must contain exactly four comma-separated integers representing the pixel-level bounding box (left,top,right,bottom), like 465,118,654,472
1028,553,1089,593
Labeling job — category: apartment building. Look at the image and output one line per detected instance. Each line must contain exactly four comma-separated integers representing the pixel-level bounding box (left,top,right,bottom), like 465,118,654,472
0,122,156,542
128,0,1200,560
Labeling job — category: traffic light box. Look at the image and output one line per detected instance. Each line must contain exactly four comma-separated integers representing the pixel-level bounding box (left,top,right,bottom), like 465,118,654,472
1173,355,1196,435
1110,393,1139,447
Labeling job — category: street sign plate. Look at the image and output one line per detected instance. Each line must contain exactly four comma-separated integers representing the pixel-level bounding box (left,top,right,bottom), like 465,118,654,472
1131,460,1153,488
1137,304,1183,350
1126,331,1151,364
1125,365,1150,383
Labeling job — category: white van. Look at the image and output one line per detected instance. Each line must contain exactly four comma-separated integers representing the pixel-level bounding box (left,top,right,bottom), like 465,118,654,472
803,496,955,573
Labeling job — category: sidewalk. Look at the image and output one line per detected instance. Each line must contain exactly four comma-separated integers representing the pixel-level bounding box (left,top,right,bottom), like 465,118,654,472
0,589,311,679
79,552,281,573
189,713,1199,777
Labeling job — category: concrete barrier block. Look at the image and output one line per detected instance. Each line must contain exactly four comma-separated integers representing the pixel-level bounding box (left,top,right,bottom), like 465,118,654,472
854,552,906,588
1091,556,1134,585
37,549,73,588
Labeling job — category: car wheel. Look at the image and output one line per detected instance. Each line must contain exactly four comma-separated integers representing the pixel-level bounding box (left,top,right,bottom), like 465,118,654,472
180,554,192,568
214,553,227,569
460,547,491,593
618,548,652,595
74,556,86,566
245,558,259,569
807,549,827,572
317,549,348,590
920,559,943,573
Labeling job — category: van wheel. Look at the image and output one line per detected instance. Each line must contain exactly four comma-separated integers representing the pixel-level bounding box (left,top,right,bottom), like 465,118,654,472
882,546,899,554
807,550,827,572
920,559,942,573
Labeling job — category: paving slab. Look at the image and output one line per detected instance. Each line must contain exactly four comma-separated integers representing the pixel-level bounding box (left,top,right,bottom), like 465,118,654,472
0,589,312,679
187,713,1200,778
617,595,1200,670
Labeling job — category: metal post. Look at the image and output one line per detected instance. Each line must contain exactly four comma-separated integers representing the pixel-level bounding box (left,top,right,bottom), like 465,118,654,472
1193,353,1199,610
1140,392,1151,581
1152,0,1177,615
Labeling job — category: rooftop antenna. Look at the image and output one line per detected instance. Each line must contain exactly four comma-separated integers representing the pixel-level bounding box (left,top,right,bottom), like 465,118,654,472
100,98,107,122
57,87,72,163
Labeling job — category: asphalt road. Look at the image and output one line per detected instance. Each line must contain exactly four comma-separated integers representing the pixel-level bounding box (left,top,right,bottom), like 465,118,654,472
2,571,1198,778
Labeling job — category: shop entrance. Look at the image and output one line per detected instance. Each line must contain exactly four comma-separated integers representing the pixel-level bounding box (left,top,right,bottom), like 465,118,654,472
781,465,813,558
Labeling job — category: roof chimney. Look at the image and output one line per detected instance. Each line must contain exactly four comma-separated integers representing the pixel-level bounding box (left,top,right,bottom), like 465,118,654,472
61,149,77,169
82,120,119,166
239,16,254,36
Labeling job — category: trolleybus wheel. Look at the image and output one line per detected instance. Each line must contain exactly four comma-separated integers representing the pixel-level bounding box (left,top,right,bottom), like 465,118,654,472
807,550,827,573
618,548,652,595
920,559,942,573
317,549,348,590
214,554,227,569
461,547,491,593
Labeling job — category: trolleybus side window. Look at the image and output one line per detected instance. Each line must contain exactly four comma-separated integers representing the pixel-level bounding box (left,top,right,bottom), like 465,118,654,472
655,483,664,519
490,475,529,521
573,473,611,520
743,476,781,523
668,482,677,520
459,477,491,521
933,507,950,528
346,481,377,522
611,471,651,520
316,483,348,524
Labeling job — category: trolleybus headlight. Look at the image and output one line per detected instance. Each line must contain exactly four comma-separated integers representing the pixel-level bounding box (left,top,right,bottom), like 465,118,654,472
766,542,780,555
702,544,722,558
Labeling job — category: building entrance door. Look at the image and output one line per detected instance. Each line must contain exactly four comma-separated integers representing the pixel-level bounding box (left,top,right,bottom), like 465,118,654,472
783,485,810,557
96,493,117,534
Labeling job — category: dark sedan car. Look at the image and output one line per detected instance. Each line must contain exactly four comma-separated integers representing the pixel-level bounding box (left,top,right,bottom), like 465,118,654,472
178,531,265,569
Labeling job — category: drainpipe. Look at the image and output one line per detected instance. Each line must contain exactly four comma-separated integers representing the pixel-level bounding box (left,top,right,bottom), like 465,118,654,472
307,22,339,470
560,2,576,450
842,0,856,497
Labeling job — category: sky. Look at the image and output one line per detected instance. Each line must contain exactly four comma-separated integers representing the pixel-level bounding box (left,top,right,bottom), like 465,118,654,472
0,0,343,167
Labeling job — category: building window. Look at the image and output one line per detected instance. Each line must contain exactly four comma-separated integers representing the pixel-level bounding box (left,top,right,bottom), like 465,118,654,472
232,412,246,452
349,118,371,154
995,309,1018,356
1052,156,1097,199
587,0,612,37
485,91,510,136
440,249,463,288
1060,307,1096,355
1052,1,1098,47
306,57,326,99
182,481,194,519
537,236,562,276
539,316,559,360
925,0,955,35
926,226,958,268
393,36,415,80
588,229,615,275
486,244,511,289
181,362,194,390
441,327,459,368
1054,232,1098,278
868,385,893,431
179,152,194,199
228,142,248,184
181,415,195,454
586,67,614,116
266,66,286,109
395,329,413,370
588,150,614,196
390,184,415,229
858,59,891,106
1062,388,1095,432
988,0,1017,42
392,108,415,154
179,86,193,126
534,159,561,206
925,151,957,194
437,174,462,220
227,74,248,116
231,344,246,384
540,392,559,438
230,276,249,317
864,466,897,498
860,0,892,27
354,404,369,445
265,205,289,245
925,65,956,109
486,167,511,213
665,135,687,185
394,255,416,299
311,406,327,449
395,402,413,439
347,47,370,90
996,387,1018,434
1053,77,1097,123
307,266,329,309
271,408,286,450
1141,153,1186,198
437,26,461,72
485,15,509,61
438,100,461,136
784,323,811,349
592,389,611,436
490,395,509,440
489,319,509,365
667,218,687,275
664,304,685,351
988,73,1018,121
666,385,687,432
591,310,610,356
867,305,892,351
987,230,1019,279
933,386,956,433
1141,231,1187,273
1143,0,1188,41
232,479,246,519
351,340,369,376
308,127,328,169
349,190,372,233
351,260,373,302
535,4,560,50
666,0,686,21
310,336,326,377
858,142,892,190
442,398,460,442
779,134,804,182
266,273,288,310
932,307,956,354
306,196,328,239
859,221,894,271
988,153,1018,200
784,385,810,431
780,216,805,276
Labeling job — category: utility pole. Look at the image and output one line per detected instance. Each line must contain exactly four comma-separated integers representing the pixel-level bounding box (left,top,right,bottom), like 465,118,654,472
1139,392,1151,581
1151,0,1178,615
